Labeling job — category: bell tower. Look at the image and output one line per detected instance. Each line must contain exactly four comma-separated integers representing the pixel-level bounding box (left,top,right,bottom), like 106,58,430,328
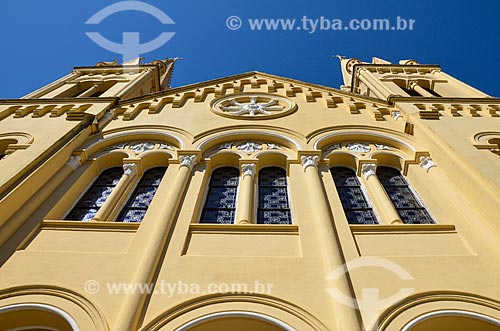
338,56,489,100
22,57,179,100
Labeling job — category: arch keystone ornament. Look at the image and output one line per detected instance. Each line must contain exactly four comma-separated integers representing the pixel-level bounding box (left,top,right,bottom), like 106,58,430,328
211,93,296,119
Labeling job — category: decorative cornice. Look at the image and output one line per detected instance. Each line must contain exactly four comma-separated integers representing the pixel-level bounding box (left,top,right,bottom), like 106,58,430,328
179,155,197,170
241,163,256,178
301,155,319,170
361,163,377,179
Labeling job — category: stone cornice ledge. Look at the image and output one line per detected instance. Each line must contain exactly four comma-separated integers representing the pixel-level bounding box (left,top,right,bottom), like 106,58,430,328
41,220,140,232
190,223,299,234
350,224,456,234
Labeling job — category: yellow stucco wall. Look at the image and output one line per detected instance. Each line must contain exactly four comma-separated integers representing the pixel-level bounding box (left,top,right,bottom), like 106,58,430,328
0,59,498,331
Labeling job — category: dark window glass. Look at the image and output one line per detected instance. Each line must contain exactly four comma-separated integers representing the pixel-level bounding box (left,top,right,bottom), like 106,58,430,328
66,167,123,221
331,167,378,224
401,86,421,97
377,166,434,224
257,167,291,224
116,167,167,223
422,86,441,97
200,167,239,224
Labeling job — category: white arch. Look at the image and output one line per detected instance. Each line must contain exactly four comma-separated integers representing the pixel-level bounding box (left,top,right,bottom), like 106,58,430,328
0,303,80,331
174,311,295,331
401,309,500,331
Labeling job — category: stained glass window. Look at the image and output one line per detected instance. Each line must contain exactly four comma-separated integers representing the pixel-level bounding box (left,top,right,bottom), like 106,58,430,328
66,167,124,221
377,166,434,224
200,167,239,224
116,167,167,223
257,167,292,224
331,167,378,224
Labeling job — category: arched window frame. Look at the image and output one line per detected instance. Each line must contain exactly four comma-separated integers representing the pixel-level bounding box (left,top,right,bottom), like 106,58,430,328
330,166,378,225
256,166,292,225
376,166,434,224
199,166,240,224
115,166,167,223
65,166,124,222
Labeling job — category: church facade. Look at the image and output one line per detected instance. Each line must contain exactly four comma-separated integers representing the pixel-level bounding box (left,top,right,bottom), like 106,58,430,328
0,56,499,331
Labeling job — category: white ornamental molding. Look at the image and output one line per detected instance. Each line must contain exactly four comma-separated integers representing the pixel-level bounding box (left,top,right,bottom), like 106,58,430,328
323,144,342,156
237,142,263,153
211,93,296,119
301,155,319,170
179,155,197,170
361,163,377,179
221,97,283,116
211,142,283,155
241,163,256,178
374,144,390,150
123,163,138,177
106,141,175,154
346,143,371,153
106,142,127,151
129,142,155,153
66,155,82,171
419,156,436,172
267,143,281,150
215,142,234,151
159,143,175,150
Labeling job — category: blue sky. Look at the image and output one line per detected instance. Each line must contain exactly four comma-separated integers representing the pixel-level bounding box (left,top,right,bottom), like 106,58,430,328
1,0,499,98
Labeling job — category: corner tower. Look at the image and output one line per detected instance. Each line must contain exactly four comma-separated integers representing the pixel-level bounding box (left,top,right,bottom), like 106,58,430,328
22,57,179,100
339,56,488,100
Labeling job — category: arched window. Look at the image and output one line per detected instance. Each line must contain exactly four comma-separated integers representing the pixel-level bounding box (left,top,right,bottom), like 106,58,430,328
66,167,123,221
331,167,378,224
116,167,167,222
200,167,239,224
257,167,291,224
377,166,434,224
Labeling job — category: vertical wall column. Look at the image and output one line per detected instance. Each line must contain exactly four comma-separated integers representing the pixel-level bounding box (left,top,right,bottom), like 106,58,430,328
360,163,402,224
300,155,362,331
0,155,83,246
357,67,396,98
114,155,197,331
117,69,153,98
237,163,256,224
408,81,434,97
76,83,101,98
91,163,137,222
